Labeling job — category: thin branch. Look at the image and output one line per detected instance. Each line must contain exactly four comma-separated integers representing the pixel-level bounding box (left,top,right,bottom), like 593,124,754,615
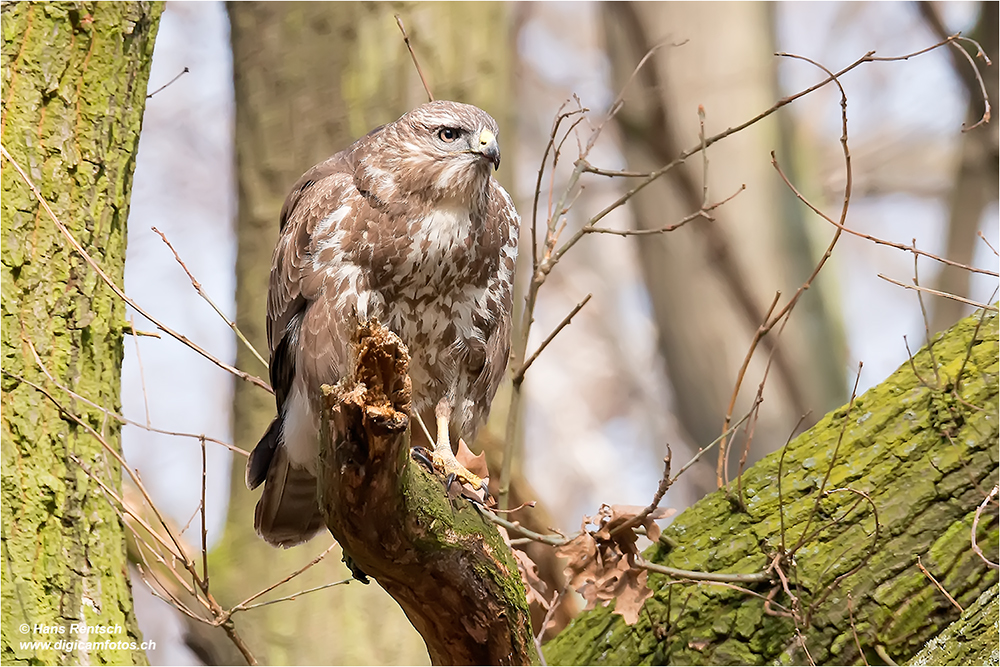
916,556,964,612
670,406,757,485
23,336,248,456
610,451,672,538
199,436,209,587
978,231,998,256
638,558,772,584
238,579,353,612
949,35,992,132
876,274,998,311
222,543,339,621
847,593,870,666
971,485,999,570
955,288,997,396
514,293,592,382
793,363,863,554
129,314,152,428
717,292,781,488
147,66,189,99
395,15,433,102
152,226,269,370
912,244,941,386
0,145,274,393
875,645,898,666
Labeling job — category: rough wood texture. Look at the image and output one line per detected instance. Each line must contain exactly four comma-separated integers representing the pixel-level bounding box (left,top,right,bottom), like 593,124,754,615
545,308,998,665
909,585,999,666
1,2,162,664
317,321,537,666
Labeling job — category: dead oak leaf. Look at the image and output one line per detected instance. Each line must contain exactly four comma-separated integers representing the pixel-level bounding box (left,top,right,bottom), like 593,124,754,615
512,548,550,609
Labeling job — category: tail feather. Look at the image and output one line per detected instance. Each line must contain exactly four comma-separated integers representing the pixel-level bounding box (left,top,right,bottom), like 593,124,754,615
254,444,325,548
246,417,281,490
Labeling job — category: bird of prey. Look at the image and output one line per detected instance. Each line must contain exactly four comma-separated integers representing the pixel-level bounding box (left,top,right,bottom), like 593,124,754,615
246,101,520,548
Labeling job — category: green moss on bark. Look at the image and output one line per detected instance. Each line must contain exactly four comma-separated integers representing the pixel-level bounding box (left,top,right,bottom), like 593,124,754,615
2,3,162,665
546,309,998,666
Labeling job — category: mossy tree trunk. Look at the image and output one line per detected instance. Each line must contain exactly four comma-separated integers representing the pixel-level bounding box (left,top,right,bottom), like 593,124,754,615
317,322,537,665
545,308,999,665
206,3,515,664
1,3,162,665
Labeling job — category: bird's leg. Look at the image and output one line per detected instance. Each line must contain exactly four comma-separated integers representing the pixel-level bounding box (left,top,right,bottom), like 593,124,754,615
430,398,488,497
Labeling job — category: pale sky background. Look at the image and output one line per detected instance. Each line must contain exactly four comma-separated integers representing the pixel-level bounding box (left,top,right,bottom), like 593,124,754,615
120,3,997,662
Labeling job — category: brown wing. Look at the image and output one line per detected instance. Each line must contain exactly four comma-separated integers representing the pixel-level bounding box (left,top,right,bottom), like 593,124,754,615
474,179,521,411
266,151,353,406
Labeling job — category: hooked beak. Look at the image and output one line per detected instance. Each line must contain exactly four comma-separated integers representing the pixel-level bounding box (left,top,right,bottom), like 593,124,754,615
474,128,501,171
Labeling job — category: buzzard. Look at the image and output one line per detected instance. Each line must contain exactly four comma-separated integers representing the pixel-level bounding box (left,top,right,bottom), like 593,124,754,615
246,101,520,547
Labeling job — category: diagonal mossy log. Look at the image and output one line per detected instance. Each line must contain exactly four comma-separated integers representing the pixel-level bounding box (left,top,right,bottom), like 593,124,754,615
545,308,998,665
908,584,998,666
316,321,537,666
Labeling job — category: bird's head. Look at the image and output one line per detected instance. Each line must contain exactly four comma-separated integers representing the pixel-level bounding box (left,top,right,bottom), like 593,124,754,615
368,101,502,206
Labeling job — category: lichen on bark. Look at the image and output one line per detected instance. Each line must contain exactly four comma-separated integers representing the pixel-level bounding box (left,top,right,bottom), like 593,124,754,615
2,3,162,664
545,308,998,665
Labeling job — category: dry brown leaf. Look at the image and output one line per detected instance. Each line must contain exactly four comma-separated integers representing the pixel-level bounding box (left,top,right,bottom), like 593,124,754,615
610,567,653,625
451,438,492,505
455,438,489,479
512,548,550,609
556,503,675,626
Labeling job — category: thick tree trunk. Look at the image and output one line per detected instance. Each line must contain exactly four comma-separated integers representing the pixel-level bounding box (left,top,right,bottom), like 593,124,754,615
211,3,516,664
545,308,998,665
1,3,162,664
317,322,537,666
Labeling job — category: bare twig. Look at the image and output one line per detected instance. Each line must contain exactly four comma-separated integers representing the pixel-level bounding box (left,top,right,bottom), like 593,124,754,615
971,485,1000,570
978,231,998,256
395,15,433,102
147,66,189,99
793,363,863,554
950,35,992,131
129,314,153,428
717,292,781,488
638,558,772,584
238,579,353,612
877,274,998,312
776,414,810,555
23,336,248,456
847,592,870,666
610,451,672,538
875,645,898,666
916,556,964,612
222,543,339,621
514,293,592,382
955,289,997,396
912,244,941,386
152,226,269,370
199,436,209,586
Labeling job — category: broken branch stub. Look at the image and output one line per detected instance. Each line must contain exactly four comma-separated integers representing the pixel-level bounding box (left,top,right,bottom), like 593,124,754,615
317,321,537,666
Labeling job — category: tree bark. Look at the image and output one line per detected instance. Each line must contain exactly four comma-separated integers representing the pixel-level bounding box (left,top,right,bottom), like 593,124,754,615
908,584,998,666
1,2,162,664
318,322,537,666
545,307,998,665
212,3,516,664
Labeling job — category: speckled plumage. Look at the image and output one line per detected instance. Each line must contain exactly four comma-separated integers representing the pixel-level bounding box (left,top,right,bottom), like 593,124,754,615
248,101,519,547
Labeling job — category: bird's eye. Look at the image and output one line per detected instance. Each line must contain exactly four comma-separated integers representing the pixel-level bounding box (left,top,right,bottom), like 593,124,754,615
438,127,459,143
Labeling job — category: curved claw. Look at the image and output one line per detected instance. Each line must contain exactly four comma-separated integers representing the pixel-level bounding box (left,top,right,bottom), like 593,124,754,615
410,446,434,472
